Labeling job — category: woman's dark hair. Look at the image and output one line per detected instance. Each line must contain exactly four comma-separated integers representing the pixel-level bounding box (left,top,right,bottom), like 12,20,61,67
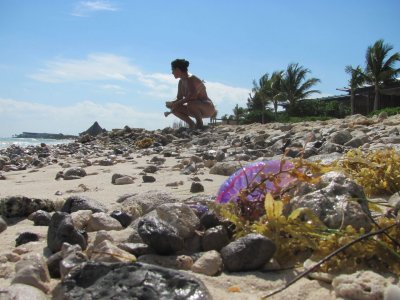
171,59,189,72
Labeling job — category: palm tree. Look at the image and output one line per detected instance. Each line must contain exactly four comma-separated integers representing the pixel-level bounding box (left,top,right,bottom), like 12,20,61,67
266,70,285,119
345,65,365,114
248,73,273,123
279,63,321,108
232,104,245,123
364,39,400,111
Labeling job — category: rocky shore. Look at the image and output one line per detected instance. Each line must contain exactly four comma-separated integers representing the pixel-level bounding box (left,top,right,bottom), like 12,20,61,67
0,113,400,300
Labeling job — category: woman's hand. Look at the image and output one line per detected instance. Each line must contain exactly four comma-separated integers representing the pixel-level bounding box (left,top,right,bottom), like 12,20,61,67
171,99,185,109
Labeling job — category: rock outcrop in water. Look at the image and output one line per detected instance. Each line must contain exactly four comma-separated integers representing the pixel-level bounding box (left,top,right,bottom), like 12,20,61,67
79,121,106,137
13,132,77,139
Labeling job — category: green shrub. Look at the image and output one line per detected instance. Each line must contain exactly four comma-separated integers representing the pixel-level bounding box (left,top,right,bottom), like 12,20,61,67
287,99,350,118
368,107,400,117
240,109,275,124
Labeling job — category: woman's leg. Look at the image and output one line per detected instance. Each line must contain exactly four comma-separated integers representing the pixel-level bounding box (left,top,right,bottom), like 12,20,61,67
187,101,215,129
171,104,196,128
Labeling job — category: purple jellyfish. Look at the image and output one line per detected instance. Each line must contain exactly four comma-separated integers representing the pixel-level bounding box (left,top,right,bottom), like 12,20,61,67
216,160,296,204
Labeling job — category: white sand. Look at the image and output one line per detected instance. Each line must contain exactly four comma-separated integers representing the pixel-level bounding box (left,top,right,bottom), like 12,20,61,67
0,149,335,299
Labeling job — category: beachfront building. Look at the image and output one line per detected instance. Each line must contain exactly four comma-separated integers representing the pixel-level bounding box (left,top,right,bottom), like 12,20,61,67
316,80,400,115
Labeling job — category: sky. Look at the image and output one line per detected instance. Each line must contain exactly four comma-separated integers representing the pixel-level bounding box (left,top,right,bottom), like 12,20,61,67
0,0,399,137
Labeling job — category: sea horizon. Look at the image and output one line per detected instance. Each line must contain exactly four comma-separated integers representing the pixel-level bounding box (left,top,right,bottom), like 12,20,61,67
0,137,75,150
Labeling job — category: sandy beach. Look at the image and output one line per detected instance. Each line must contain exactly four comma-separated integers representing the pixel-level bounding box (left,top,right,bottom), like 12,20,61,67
1,117,400,299
0,129,339,299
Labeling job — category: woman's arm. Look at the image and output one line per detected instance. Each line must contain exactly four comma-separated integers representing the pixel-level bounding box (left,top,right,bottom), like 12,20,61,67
171,76,208,109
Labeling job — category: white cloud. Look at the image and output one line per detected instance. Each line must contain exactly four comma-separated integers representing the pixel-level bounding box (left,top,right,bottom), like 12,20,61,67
30,54,138,83
30,53,250,103
101,84,127,94
135,72,251,107
0,98,171,137
206,81,250,107
72,1,119,17
136,72,180,99
27,52,251,121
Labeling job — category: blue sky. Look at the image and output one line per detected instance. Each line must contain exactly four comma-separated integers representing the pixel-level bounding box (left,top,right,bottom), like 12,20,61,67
0,0,399,137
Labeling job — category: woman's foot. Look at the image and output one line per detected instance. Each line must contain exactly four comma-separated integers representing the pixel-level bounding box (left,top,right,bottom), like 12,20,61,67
195,120,204,130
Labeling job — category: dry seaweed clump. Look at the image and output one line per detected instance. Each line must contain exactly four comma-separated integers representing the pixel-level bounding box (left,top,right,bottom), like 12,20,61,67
135,138,154,149
335,147,400,197
214,156,400,277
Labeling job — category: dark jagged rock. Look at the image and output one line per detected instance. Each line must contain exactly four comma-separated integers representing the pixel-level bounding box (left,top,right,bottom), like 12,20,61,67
201,225,230,251
79,121,106,137
30,210,52,226
190,182,204,193
142,175,156,183
0,216,7,233
110,210,132,228
63,168,87,179
52,262,211,300
15,231,39,247
199,211,221,229
0,196,55,218
138,216,184,255
47,212,88,253
47,251,63,278
221,233,276,272
60,196,106,213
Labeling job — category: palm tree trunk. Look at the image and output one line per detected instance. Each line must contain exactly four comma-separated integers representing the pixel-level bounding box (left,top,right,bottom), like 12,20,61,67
261,99,265,124
373,84,380,111
350,90,355,115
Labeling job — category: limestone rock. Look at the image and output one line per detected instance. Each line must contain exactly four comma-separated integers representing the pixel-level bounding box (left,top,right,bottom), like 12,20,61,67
143,165,158,173
114,176,135,185
156,203,200,239
90,240,136,263
329,130,353,145
120,190,177,219
117,242,153,257
86,212,124,232
70,209,93,230
12,254,51,293
0,283,48,300
59,243,88,279
137,254,193,270
332,270,391,300
289,171,372,230
209,161,240,176
385,285,400,300
191,250,223,276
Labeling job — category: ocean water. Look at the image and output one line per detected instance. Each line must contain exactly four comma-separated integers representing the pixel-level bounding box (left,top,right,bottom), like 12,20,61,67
0,137,74,150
